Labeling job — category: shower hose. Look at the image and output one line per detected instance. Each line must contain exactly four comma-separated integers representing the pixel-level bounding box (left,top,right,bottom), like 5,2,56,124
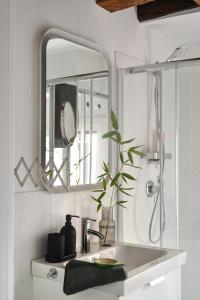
148,137,166,244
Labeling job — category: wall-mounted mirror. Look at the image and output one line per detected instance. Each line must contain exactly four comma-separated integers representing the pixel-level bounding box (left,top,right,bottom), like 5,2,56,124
40,29,111,192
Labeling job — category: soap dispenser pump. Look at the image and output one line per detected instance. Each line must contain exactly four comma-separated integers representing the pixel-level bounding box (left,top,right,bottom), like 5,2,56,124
60,215,79,256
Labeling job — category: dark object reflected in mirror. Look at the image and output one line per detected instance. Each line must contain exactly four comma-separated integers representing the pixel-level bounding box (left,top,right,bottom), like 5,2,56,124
40,29,111,192
60,101,76,146
54,83,77,147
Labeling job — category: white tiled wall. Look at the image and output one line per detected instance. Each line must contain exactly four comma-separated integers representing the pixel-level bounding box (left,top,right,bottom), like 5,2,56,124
14,190,99,300
145,14,200,300
121,70,177,248
13,1,147,300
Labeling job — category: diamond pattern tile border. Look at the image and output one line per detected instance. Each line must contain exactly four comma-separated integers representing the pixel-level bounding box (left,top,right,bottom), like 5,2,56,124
14,156,68,189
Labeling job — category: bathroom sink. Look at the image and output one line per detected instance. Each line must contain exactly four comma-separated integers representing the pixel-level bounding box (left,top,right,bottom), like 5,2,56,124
79,243,167,271
32,242,186,297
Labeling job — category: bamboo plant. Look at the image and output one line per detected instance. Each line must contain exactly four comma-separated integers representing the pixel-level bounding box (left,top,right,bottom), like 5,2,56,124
92,110,144,243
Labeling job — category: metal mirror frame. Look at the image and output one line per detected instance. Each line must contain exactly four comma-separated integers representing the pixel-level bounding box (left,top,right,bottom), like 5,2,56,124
40,28,112,193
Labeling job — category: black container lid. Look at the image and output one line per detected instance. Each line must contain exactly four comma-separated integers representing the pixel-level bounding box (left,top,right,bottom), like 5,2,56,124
66,215,80,223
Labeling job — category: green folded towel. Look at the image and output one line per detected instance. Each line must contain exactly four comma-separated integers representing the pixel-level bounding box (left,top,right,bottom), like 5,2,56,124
63,259,127,295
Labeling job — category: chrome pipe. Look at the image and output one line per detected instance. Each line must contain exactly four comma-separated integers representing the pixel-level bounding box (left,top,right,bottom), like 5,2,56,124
89,80,93,184
154,72,160,153
175,66,180,250
49,85,55,171
78,89,108,99
124,57,200,74
47,71,108,86
158,71,164,248
83,89,86,184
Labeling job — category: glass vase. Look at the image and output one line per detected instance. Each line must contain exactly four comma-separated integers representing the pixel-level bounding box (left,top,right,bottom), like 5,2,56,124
99,206,115,245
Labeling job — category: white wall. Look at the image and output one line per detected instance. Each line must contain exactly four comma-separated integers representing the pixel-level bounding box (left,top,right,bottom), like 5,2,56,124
0,1,14,300
121,69,177,248
178,66,200,300
145,11,200,63
13,1,147,300
121,10,200,300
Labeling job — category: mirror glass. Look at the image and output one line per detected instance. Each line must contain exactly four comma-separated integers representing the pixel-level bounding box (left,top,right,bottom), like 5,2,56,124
40,31,111,192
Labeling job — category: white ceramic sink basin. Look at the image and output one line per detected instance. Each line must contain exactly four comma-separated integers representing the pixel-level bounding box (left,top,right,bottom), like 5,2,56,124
80,244,167,271
32,242,186,297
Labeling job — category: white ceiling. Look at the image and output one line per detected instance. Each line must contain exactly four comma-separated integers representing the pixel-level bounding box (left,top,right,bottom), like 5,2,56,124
146,10,200,45
145,10,200,62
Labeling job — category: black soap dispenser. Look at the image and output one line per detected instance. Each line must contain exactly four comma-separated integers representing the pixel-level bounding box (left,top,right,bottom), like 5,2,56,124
60,215,80,257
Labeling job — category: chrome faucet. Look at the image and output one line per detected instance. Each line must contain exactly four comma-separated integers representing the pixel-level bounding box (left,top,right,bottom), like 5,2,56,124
81,217,104,253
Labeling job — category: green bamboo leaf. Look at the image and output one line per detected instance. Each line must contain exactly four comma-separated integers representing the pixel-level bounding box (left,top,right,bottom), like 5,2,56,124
131,149,144,157
102,131,119,139
91,196,100,203
110,136,120,144
116,201,128,208
118,204,127,208
75,153,90,166
121,138,135,145
97,173,107,178
109,133,121,144
93,189,104,193
129,145,143,150
119,189,133,197
103,162,109,173
69,136,76,144
111,110,118,130
121,174,127,183
110,173,120,187
97,177,103,183
116,201,128,205
98,191,106,201
121,173,136,180
97,202,102,212
124,164,142,169
45,170,53,177
116,133,121,144
120,152,124,164
123,159,129,164
129,146,144,157
102,178,107,190
128,151,133,165
120,187,134,191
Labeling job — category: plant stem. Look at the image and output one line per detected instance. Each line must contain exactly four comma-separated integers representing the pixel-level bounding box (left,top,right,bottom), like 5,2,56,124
104,144,122,244
104,184,115,243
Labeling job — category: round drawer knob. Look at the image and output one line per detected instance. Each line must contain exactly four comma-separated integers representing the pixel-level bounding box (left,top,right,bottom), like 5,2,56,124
47,268,58,279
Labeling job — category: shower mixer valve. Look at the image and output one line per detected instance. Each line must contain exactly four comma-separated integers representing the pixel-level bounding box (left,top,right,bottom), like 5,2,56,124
146,180,159,197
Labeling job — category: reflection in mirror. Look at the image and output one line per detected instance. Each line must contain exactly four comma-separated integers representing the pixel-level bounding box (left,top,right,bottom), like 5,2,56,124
41,31,111,192
60,101,76,146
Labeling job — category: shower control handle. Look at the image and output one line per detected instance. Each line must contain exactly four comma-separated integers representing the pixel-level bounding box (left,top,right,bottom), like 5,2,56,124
146,180,159,197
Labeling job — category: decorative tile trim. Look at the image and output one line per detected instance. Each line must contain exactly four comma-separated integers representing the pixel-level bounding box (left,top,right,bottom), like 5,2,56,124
14,157,68,189
14,157,39,187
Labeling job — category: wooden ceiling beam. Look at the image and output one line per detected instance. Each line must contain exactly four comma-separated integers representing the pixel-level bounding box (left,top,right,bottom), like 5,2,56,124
96,0,155,13
193,0,200,5
137,0,199,21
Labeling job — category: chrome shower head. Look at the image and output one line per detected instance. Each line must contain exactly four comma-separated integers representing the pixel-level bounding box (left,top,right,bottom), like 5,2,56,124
166,46,188,62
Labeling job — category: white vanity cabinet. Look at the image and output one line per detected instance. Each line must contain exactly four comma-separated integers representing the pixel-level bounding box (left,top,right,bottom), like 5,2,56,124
32,243,185,300
33,267,181,300
119,268,181,300
33,276,115,300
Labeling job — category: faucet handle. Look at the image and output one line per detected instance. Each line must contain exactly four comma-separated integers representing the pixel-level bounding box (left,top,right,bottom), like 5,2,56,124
82,217,96,223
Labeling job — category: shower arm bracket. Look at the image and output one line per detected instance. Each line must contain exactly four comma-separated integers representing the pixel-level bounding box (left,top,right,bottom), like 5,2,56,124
143,152,172,163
